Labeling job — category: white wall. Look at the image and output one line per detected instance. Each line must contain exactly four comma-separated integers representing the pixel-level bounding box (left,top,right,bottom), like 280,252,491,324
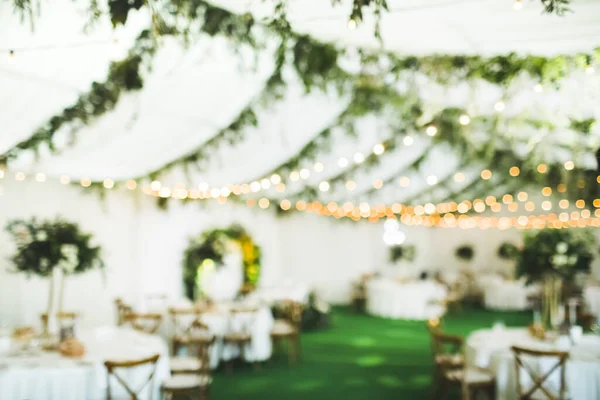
1,181,599,329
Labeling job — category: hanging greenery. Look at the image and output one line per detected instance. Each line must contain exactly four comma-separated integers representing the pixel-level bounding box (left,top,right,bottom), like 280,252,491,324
0,29,157,166
182,225,261,300
455,245,475,261
5,217,104,277
516,229,595,282
497,242,521,260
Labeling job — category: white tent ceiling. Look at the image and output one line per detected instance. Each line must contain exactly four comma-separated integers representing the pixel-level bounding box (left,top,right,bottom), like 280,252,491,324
1,0,600,208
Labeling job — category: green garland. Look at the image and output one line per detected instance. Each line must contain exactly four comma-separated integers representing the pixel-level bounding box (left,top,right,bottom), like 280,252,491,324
498,242,520,260
182,224,261,300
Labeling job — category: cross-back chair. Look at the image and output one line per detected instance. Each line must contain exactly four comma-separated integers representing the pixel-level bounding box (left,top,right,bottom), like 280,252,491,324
169,310,215,375
40,311,79,333
432,331,495,400
162,336,215,400
104,353,160,400
270,300,303,365
223,307,258,372
169,308,211,354
124,312,163,334
511,346,569,400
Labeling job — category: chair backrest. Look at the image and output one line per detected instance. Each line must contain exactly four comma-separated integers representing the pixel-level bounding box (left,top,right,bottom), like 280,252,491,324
430,331,464,363
191,334,216,374
278,300,303,330
104,353,160,400
40,312,78,332
510,346,569,400
169,308,211,338
114,298,129,326
124,312,163,334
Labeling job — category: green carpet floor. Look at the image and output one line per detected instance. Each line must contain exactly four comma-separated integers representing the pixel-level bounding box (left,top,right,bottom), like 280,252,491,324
211,307,532,400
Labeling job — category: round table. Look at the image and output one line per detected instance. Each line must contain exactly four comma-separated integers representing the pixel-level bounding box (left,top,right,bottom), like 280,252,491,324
466,328,600,400
483,281,533,311
0,327,170,400
365,279,447,320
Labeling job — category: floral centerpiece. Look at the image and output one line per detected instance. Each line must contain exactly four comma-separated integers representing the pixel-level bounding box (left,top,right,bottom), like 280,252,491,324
516,229,595,330
5,217,103,330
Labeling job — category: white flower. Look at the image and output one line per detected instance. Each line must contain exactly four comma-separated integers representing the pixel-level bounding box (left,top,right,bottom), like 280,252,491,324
551,254,568,267
36,231,48,241
568,255,578,265
60,244,79,274
556,242,568,254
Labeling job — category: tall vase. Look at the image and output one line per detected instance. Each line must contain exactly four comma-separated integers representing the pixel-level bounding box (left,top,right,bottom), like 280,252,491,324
542,274,562,331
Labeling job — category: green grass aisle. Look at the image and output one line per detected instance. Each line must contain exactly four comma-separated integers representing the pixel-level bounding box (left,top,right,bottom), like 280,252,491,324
211,307,531,400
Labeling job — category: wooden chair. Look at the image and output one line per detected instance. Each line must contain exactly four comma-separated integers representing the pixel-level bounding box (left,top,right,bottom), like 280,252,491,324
162,336,215,400
114,298,131,326
427,328,465,400
40,312,78,333
104,353,160,400
223,307,257,372
169,309,215,375
124,312,163,334
270,300,303,365
511,346,569,400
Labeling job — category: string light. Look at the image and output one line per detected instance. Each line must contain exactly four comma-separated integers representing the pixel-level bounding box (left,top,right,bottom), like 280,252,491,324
345,180,356,190
564,161,574,170
513,0,523,10
35,173,46,182
60,175,71,185
509,166,520,177
270,174,281,184
347,19,357,30
80,177,91,187
426,175,438,185
354,153,365,163
454,173,465,183
537,164,548,173
534,83,543,93
258,198,270,209
280,199,291,210
480,169,492,180
337,157,349,167
372,179,383,189
313,162,324,172
403,135,414,146
373,144,385,155
426,125,438,136
319,181,330,192
399,177,410,187
150,180,161,191
103,178,114,189
586,64,595,74
494,100,505,112
459,114,471,125
299,168,310,179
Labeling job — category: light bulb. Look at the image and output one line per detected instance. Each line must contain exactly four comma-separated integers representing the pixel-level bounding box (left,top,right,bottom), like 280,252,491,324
338,157,349,167
403,135,414,146
313,162,324,172
459,114,471,125
513,0,523,10
427,175,438,185
426,125,438,136
494,100,505,112
354,153,365,163
534,83,543,93
347,19,357,30
373,143,385,155
319,181,330,192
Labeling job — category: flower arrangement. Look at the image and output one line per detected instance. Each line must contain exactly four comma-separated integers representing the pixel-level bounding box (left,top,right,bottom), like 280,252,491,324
497,242,521,261
5,217,103,277
516,229,595,282
455,245,474,261
389,245,416,263
183,224,261,300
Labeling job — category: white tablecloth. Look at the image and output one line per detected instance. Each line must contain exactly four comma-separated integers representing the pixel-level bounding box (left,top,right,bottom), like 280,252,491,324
153,298,274,368
584,286,600,318
365,279,446,320
0,327,170,400
483,280,535,311
466,328,600,400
